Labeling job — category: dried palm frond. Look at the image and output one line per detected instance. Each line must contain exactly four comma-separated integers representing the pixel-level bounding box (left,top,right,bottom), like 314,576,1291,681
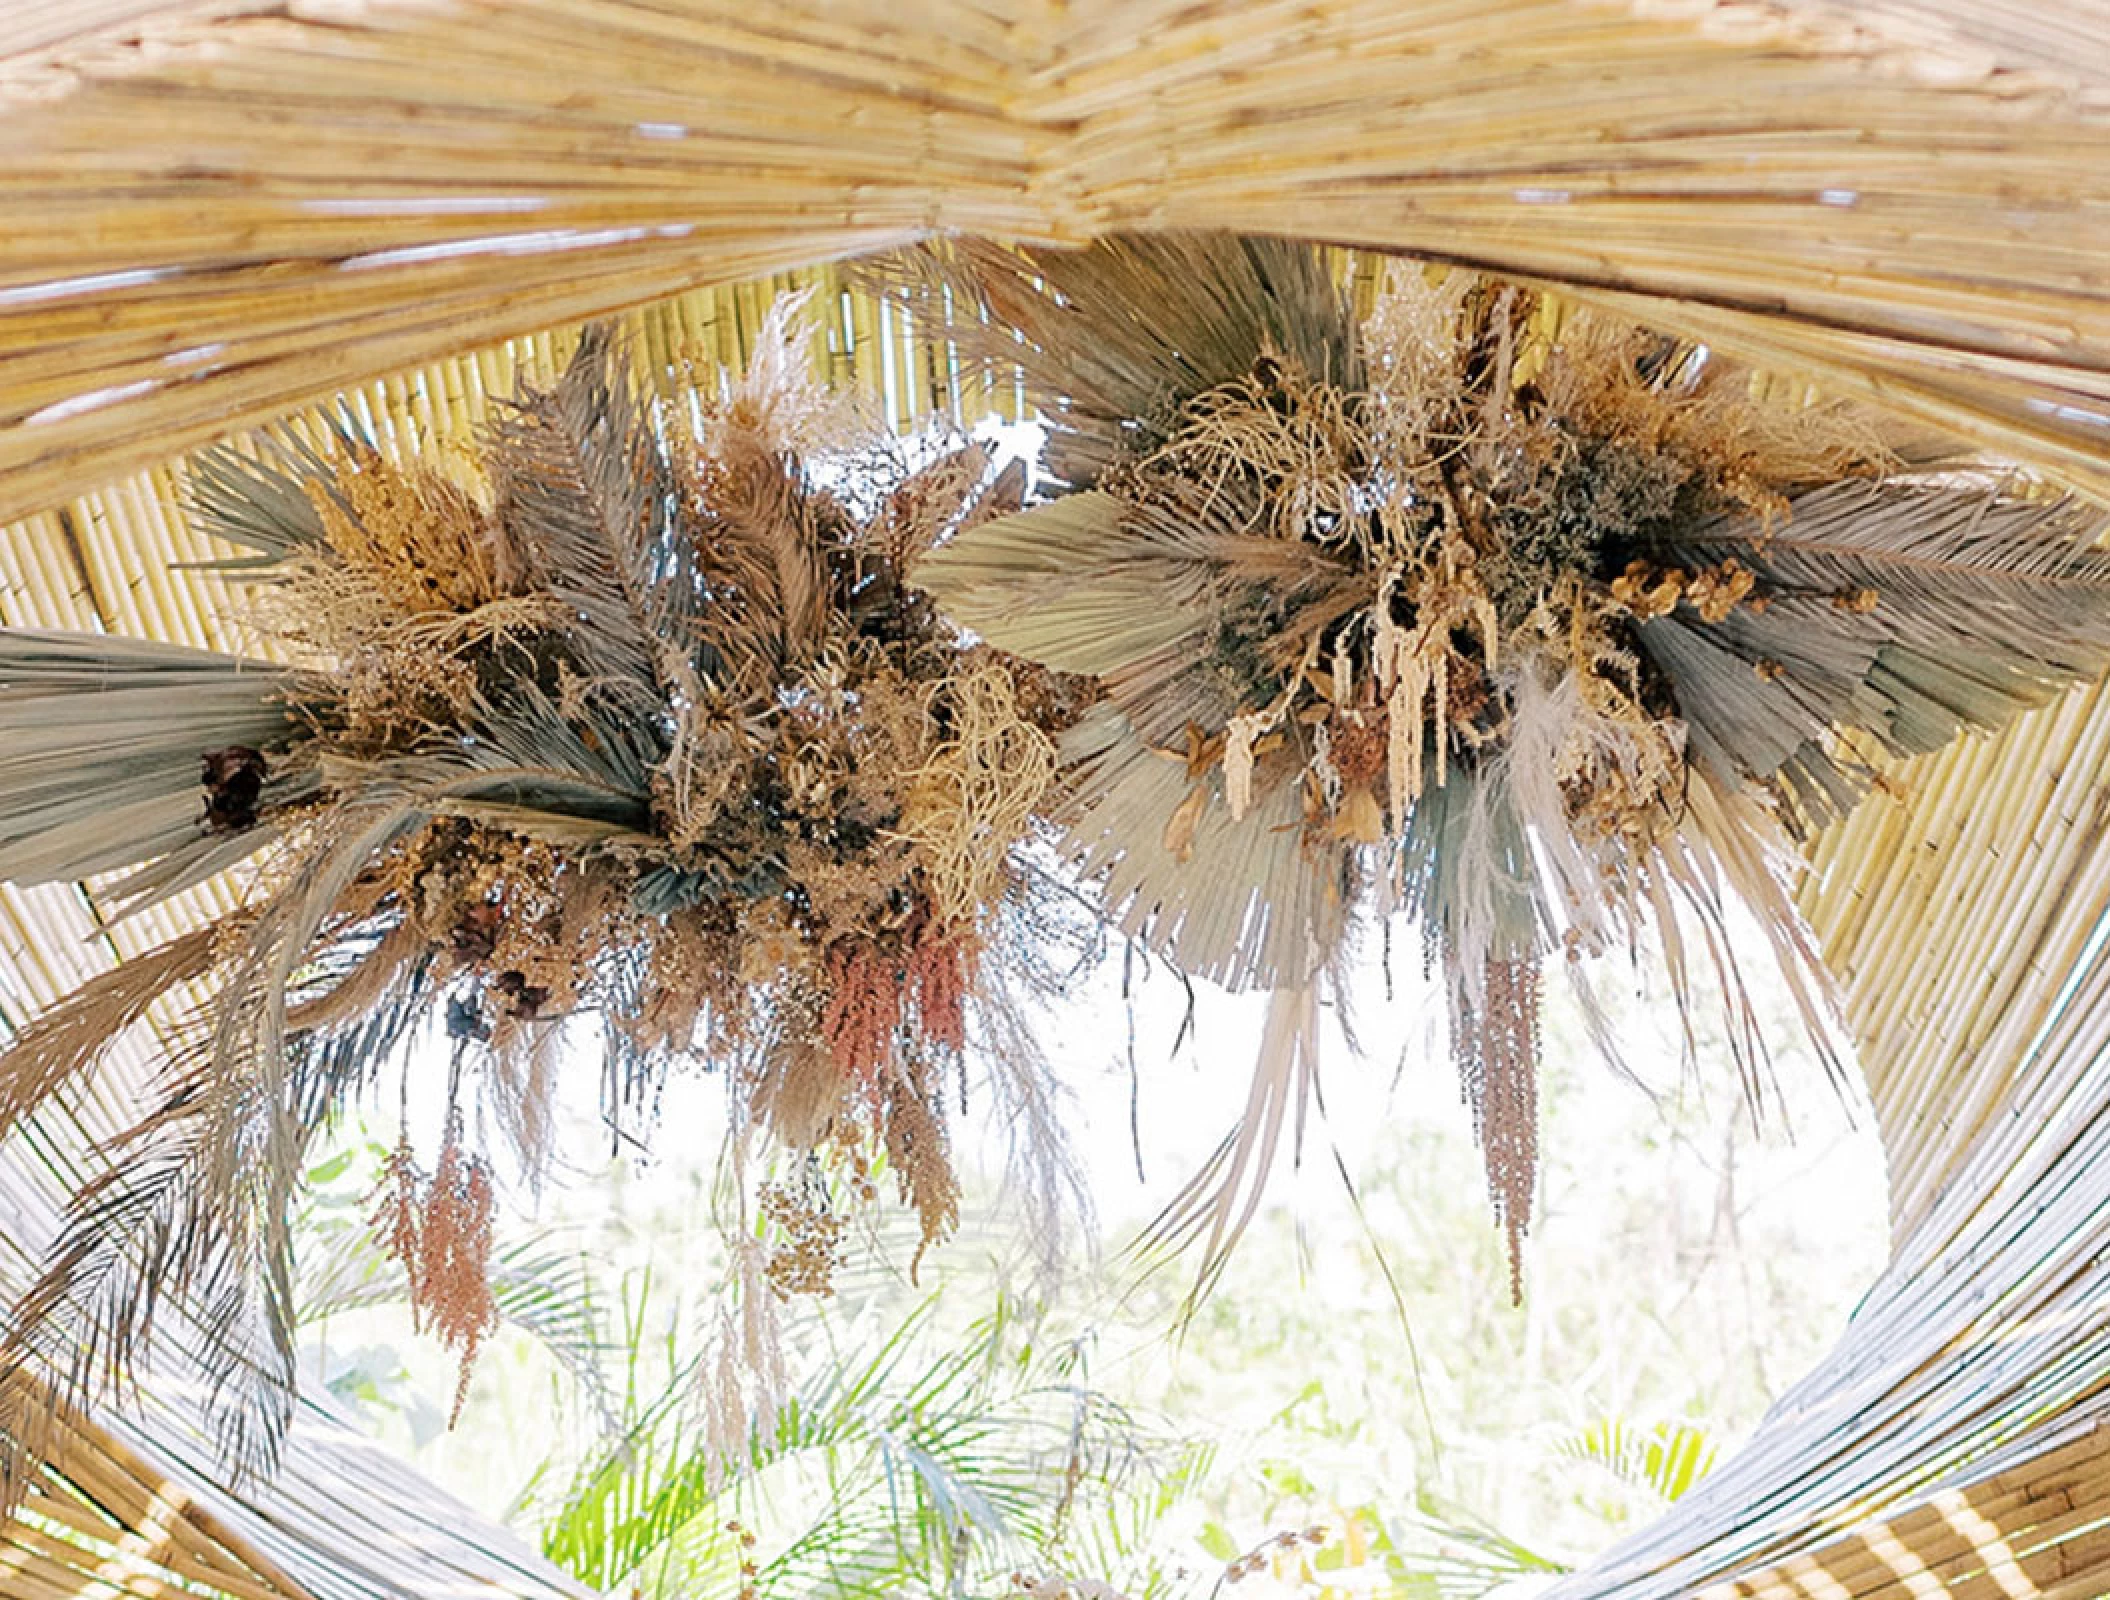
1640,478,2110,829
0,921,225,1146
899,235,2110,1296
1138,980,1322,1306
0,304,1082,1495
0,631,317,889
866,234,1359,492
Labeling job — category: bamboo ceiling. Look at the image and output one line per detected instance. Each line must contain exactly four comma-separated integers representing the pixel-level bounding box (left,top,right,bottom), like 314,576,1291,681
5,0,2110,525
0,1374,314,1600
7,3,2110,1598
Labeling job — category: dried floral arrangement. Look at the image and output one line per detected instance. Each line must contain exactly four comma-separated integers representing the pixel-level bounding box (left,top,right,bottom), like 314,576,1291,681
0,307,1086,1484
5,235,2110,1501
880,235,2110,1295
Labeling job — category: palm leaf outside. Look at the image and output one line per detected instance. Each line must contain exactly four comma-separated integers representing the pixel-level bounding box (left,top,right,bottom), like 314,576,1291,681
540,1294,1198,1600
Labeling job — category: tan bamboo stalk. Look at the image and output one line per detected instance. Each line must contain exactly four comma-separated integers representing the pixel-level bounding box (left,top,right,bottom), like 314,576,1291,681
6,0,2110,523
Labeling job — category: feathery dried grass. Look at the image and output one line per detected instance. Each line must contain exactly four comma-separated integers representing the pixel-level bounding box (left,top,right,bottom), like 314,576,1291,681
0,921,224,1144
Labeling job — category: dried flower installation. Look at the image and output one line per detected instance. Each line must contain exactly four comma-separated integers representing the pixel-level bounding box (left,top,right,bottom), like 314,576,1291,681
370,1120,497,1423
0,304,1082,1483
3,235,2108,1500
888,236,2110,1296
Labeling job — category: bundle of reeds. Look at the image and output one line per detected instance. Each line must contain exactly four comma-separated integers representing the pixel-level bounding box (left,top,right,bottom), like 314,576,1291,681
7,1,2110,530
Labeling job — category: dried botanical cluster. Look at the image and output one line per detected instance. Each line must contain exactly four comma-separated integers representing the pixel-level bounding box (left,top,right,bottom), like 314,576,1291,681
725,1520,761,1600
887,235,2110,1296
6,236,2110,1499
0,304,1083,1481
757,1177,847,1299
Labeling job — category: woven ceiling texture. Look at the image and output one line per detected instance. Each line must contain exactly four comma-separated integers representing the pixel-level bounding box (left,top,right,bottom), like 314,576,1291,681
5,3,2110,1598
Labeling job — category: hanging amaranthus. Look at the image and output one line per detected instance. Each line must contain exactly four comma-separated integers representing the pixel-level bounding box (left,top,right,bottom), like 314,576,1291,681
370,1124,498,1423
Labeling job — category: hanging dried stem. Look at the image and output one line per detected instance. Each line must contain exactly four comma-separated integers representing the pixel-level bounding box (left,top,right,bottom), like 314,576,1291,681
1455,955,1541,1306
907,927,979,1058
368,1124,499,1424
824,944,905,1089
882,1058,961,1281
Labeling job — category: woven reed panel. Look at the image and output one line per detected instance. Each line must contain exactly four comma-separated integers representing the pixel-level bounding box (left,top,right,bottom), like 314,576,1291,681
3,0,2110,523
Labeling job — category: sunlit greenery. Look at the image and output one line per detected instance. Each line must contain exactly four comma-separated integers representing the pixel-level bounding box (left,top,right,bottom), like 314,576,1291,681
298,946,1886,1597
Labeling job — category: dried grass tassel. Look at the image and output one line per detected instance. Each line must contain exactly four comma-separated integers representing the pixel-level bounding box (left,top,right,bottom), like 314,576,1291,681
1455,955,1541,1305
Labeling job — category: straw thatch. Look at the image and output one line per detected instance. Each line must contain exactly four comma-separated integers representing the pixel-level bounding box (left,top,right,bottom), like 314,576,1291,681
1699,1422,2110,1600
8,5,2110,1599
5,0,2110,527
0,1373,313,1600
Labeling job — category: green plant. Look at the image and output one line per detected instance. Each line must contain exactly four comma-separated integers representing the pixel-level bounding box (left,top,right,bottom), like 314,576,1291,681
540,1293,1206,1600
1556,1417,1716,1506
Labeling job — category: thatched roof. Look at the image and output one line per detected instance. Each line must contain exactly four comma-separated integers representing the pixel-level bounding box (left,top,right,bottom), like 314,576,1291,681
6,1,2110,521
6,4,2110,1597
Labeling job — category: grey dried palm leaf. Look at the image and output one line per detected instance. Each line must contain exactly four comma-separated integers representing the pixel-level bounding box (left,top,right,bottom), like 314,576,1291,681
868,234,1361,491
0,630,314,885
1136,980,1322,1308
1641,478,2110,829
489,323,693,702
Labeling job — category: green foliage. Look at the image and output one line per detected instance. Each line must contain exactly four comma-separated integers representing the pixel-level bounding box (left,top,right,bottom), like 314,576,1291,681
1395,1496,1567,1600
1556,1417,1716,1505
538,1294,1205,1600
285,940,1884,1600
